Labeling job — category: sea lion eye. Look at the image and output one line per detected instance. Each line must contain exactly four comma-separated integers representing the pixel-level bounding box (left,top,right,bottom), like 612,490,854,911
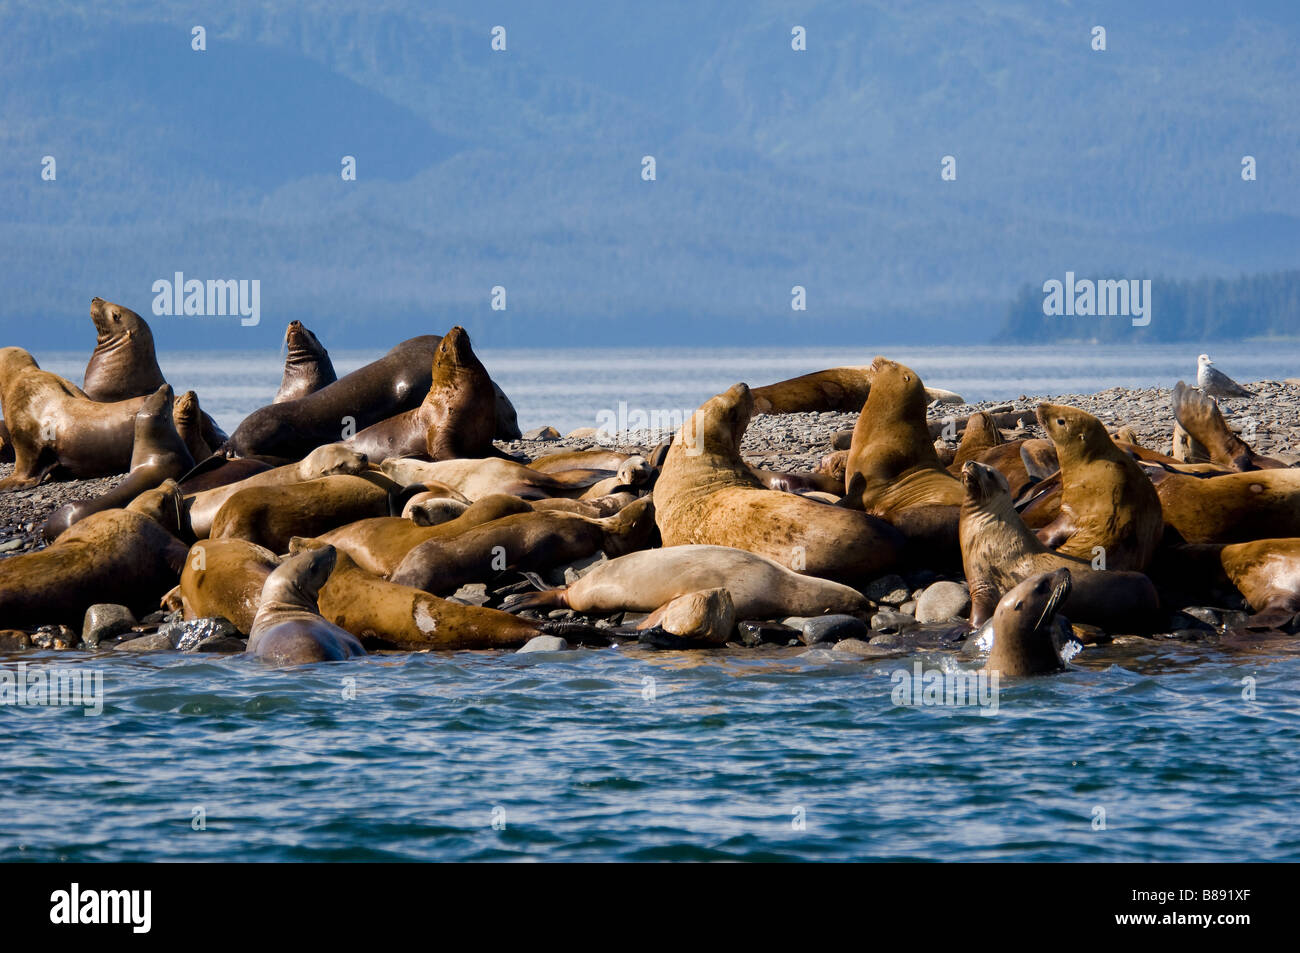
1014,601,1023,610
1056,418,1064,426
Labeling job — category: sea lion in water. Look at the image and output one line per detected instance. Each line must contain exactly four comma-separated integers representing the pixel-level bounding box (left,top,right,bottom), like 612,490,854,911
316,493,535,575
274,321,337,404
750,366,963,415
224,334,520,459
1171,381,1283,471
390,498,659,595
0,508,188,628
0,346,150,487
247,546,365,665
1034,403,1163,572
502,544,868,618
843,357,964,564
652,383,903,585
345,326,497,462
176,538,281,634
43,384,195,541
959,461,1158,629
1152,468,1300,544
289,540,561,650
984,569,1073,677
185,443,369,538
82,297,166,403
209,472,406,553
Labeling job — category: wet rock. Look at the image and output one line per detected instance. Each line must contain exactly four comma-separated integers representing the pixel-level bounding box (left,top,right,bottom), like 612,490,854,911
0,629,32,651
138,611,171,626
160,618,240,652
830,637,893,658
737,621,800,647
1180,606,1222,628
899,601,917,616
865,574,910,606
32,625,77,650
195,637,247,653
517,635,568,653
870,609,913,634
1165,610,1216,633
915,581,971,623
82,604,137,648
795,614,868,645
547,609,575,621
868,622,966,650
450,583,491,607
114,633,177,652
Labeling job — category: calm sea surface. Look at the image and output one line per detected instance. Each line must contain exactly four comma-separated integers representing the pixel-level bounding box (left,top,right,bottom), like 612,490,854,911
6,344,1300,862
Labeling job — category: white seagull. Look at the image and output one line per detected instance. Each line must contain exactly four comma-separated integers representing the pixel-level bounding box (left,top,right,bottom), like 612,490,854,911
1196,354,1255,399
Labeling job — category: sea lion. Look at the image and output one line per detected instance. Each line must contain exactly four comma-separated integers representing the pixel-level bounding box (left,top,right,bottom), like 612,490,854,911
185,443,370,538
578,456,654,499
637,588,736,645
652,383,904,585
529,449,637,473
173,390,214,462
948,410,1004,473
176,538,281,634
345,326,497,462
984,569,1073,677
750,366,963,415
42,384,194,541
1171,421,1211,464
0,346,149,487
390,498,659,595
1217,538,1300,624
246,546,365,665
1172,381,1283,471
529,492,640,518
209,472,405,553
290,540,558,650
843,357,964,563
177,456,275,494
1034,403,1163,571
224,334,520,459
274,320,337,404
403,495,471,525
380,457,607,501
316,493,535,575
0,508,188,628
959,461,1158,628
82,297,166,403
1153,468,1300,544
501,544,869,618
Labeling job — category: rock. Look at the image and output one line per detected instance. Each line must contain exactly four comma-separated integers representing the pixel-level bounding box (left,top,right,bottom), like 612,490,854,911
915,581,971,623
830,638,881,657
737,621,800,647
562,551,608,585
114,633,177,652
830,429,854,450
646,588,735,645
517,635,568,653
864,574,910,606
195,637,247,653
32,625,77,650
0,538,22,553
546,609,575,621
160,618,241,652
1181,606,1221,627
798,614,868,645
621,611,651,626
0,629,32,651
1069,623,1110,645
523,426,561,441
82,604,137,648
899,601,917,616
567,427,599,439
450,583,491,607
138,611,171,626
1165,610,1216,633
870,609,913,634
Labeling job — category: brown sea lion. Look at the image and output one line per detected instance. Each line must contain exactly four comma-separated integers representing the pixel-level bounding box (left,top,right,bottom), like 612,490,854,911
1172,381,1284,471
316,493,535,576
1153,468,1300,544
984,569,1073,677
345,326,497,462
529,449,637,473
0,346,149,487
289,540,555,650
1171,420,1211,464
177,456,275,494
501,543,868,618
750,366,963,415
225,333,520,458
652,383,903,584
0,508,188,628
185,443,369,538
176,538,281,634
637,588,736,645
42,384,194,541
82,297,166,402
274,320,337,404
1218,538,1300,624
1034,403,1163,572
959,461,1158,628
390,498,659,595
380,457,606,501
246,546,365,665
528,492,640,518
844,357,963,563
173,390,214,461
948,410,1004,473
209,472,406,553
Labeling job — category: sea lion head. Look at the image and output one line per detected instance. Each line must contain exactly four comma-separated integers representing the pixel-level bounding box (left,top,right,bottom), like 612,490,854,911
989,568,1073,676
682,383,753,456
90,297,148,343
867,356,929,417
1035,403,1109,458
301,443,368,478
127,478,186,535
173,389,199,424
284,320,318,350
264,544,337,610
960,460,1011,507
138,383,174,419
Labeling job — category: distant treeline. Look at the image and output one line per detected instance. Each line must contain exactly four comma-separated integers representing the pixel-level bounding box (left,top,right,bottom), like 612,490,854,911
996,270,1300,342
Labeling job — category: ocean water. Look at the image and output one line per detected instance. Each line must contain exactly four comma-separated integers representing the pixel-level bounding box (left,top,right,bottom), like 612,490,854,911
6,343,1300,862
32,342,1300,437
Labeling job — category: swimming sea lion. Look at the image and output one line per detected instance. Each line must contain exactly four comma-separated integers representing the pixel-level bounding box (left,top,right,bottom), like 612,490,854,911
345,326,497,462
984,568,1073,677
1034,403,1163,571
246,546,365,665
43,384,194,541
959,461,1158,628
82,297,166,403
274,320,337,404
390,498,659,595
653,383,903,584
0,508,188,628
177,538,281,634
501,543,869,618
